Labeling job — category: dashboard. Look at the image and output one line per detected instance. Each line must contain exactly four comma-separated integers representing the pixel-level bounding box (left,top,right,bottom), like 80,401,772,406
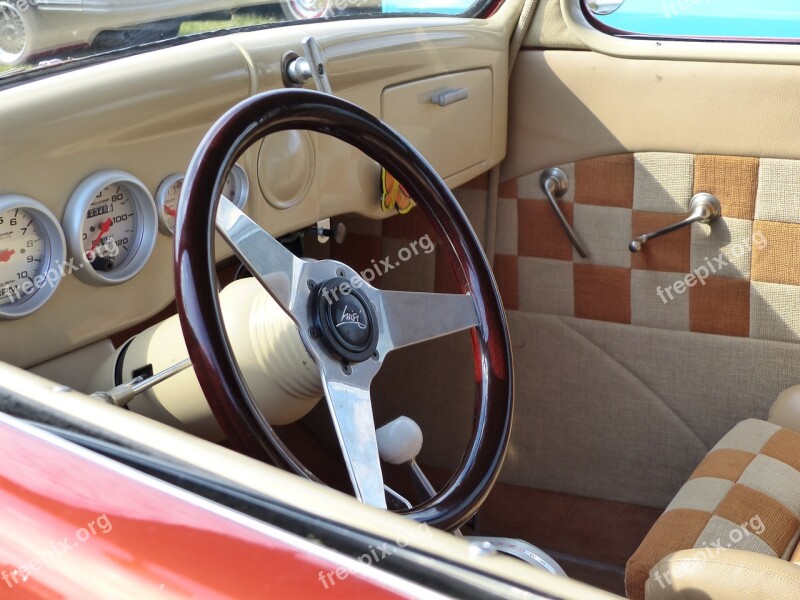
0,16,511,369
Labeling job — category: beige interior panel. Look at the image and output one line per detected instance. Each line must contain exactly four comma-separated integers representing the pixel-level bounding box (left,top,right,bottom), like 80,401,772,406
0,9,518,369
382,69,494,179
502,50,800,182
525,0,585,50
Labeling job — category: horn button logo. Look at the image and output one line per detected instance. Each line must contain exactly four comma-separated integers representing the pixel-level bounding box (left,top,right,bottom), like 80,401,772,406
314,277,379,363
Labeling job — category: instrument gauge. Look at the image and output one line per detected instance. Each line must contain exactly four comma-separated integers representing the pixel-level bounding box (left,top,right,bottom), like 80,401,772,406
64,171,157,286
155,164,250,237
222,164,250,210
0,196,67,320
155,174,183,235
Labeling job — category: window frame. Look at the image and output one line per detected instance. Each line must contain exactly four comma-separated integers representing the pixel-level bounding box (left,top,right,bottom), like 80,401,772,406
564,0,800,65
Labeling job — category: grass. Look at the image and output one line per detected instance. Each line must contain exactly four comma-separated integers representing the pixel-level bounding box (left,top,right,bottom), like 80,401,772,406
179,13,276,36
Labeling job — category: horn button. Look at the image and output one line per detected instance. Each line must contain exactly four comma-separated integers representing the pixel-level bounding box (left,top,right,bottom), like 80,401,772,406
313,277,379,363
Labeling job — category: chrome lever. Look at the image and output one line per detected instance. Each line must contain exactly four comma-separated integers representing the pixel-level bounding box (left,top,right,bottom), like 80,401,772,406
629,193,721,253
285,36,333,94
539,168,589,258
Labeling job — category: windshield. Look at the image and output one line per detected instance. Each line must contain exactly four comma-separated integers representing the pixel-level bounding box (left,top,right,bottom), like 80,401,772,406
0,0,484,78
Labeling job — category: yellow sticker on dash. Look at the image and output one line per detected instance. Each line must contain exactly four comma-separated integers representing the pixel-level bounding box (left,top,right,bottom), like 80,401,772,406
381,169,416,215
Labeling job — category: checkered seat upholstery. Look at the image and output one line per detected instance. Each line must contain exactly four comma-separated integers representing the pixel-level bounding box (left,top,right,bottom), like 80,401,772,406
626,418,800,599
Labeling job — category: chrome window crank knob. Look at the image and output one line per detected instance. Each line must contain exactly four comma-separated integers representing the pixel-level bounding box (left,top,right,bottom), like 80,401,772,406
629,193,722,253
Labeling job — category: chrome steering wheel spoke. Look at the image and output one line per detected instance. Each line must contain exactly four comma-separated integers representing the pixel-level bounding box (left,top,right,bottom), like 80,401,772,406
215,197,479,509
320,366,387,509
216,195,308,315
374,289,479,355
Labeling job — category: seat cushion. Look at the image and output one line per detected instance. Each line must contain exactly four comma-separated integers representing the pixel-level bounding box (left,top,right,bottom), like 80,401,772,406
626,419,800,599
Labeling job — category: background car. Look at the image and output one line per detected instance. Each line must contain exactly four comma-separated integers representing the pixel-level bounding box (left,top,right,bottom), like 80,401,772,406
0,0,385,66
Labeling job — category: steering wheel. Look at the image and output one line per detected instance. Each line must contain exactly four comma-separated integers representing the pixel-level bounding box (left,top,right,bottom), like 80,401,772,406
174,89,512,531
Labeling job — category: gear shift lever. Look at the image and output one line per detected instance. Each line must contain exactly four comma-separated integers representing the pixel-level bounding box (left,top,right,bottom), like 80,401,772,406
377,417,567,576
376,416,437,500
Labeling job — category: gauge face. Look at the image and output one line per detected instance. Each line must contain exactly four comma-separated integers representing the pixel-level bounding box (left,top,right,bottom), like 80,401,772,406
155,174,182,235
0,208,48,306
222,165,250,209
64,171,157,286
223,164,250,210
81,184,138,272
156,165,249,237
0,196,66,319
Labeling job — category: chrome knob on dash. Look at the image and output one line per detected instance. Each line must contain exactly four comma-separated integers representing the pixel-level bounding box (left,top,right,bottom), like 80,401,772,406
629,193,722,253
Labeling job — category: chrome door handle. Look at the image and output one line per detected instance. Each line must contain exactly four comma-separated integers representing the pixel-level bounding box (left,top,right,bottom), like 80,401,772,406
629,193,721,253
540,168,589,258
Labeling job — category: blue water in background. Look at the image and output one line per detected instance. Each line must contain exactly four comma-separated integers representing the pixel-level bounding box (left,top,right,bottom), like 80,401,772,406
382,0,466,14
598,0,800,38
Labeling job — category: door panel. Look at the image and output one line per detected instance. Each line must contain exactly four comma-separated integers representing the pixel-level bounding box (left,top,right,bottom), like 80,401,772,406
502,51,800,181
493,2,800,511
368,5,800,513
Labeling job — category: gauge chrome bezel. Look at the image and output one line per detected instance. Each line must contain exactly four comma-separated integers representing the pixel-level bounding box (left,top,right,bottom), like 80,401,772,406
226,163,250,210
0,195,67,320
155,173,184,236
157,164,248,237
63,170,157,287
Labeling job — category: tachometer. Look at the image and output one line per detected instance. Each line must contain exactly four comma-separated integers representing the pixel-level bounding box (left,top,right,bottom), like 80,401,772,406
0,195,66,319
63,171,157,286
155,164,249,237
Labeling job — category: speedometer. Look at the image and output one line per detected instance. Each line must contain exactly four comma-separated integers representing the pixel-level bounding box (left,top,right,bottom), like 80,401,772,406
0,195,66,319
155,164,250,236
63,171,157,286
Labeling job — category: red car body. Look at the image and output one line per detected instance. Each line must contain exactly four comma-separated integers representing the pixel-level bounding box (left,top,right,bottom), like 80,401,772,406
0,415,412,599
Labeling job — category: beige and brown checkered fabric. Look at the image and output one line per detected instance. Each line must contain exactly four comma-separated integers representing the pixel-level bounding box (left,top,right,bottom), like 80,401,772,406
309,153,800,340
625,419,800,600
492,153,800,341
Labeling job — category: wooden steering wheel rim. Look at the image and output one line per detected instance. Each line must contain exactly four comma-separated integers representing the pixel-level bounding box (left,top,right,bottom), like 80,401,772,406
175,88,513,531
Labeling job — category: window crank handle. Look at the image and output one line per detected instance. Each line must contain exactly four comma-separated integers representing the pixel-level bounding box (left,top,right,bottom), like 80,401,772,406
629,193,721,253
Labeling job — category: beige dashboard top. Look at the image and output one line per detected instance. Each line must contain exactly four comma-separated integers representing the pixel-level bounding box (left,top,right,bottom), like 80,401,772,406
0,10,516,368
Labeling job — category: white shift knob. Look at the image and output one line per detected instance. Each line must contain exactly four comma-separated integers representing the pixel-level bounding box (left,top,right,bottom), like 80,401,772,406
376,416,423,465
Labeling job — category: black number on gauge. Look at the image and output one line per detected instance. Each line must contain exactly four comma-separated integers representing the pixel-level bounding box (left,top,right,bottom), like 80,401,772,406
82,184,137,272
0,196,67,320
0,208,46,307
64,171,158,286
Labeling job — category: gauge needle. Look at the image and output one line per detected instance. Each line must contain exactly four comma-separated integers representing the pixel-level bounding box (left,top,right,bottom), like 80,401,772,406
88,218,113,255
0,249,14,263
